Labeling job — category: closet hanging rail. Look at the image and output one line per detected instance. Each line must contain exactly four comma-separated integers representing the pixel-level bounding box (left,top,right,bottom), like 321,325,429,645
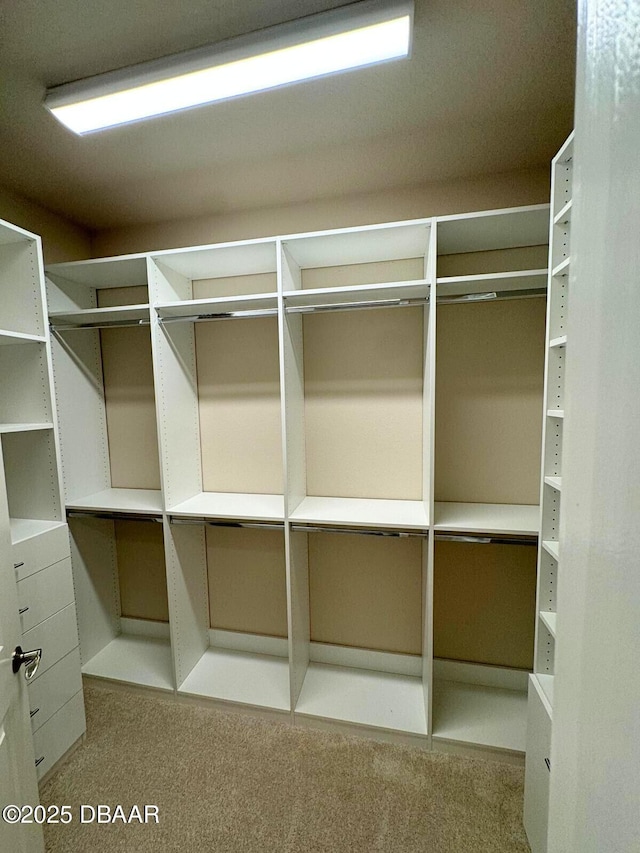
434,533,537,546
158,308,278,324
290,524,428,539
285,296,429,315
169,517,284,530
436,287,547,305
51,319,151,332
67,509,162,522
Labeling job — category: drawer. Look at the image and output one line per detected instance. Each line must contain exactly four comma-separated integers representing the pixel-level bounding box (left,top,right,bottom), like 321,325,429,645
28,648,83,734
22,603,79,677
524,675,553,853
17,557,74,633
13,523,70,582
33,690,85,781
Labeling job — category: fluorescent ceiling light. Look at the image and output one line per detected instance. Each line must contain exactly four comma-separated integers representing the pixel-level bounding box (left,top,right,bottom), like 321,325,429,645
45,0,413,135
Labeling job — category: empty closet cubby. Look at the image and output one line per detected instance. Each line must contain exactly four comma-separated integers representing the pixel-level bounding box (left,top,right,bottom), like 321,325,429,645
149,239,283,520
282,220,433,530
69,514,172,690
0,222,46,338
46,254,161,515
290,527,428,738
166,519,290,712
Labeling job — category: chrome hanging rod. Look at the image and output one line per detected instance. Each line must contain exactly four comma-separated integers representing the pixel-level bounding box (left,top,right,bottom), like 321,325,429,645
159,308,278,324
67,509,162,523
290,524,428,539
434,533,537,546
436,288,547,305
169,517,284,530
286,297,429,315
51,319,151,332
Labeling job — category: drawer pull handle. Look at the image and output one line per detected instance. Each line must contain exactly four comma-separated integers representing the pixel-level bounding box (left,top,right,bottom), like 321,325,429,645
35,756,45,767
18,606,29,615
14,562,25,569
30,708,40,718
545,758,551,772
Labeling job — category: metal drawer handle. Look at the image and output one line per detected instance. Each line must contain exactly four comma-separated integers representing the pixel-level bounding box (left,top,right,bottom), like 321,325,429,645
18,606,30,615
545,758,551,772
14,562,25,569
35,756,45,767
30,708,40,718
12,646,42,681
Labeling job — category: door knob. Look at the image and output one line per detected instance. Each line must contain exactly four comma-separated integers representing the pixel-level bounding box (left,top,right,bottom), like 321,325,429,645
12,646,42,681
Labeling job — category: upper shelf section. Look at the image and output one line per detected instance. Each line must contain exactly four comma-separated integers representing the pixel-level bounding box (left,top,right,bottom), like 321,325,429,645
290,496,429,530
149,239,278,304
66,487,163,516
49,304,151,329
46,254,149,317
436,206,550,256
0,218,46,338
156,293,278,322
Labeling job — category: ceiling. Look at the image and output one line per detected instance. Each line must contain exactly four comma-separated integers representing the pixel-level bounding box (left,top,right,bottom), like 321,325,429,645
0,0,576,231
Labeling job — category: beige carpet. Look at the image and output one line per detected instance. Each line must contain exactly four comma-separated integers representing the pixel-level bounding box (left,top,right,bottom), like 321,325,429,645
41,683,530,852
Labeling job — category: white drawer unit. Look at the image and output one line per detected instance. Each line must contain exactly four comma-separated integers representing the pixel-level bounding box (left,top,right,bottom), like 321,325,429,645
17,557,74,633
32,691,86,781
13,522,70,582
524,676,552,853
22,603,79,677
28,648,83,734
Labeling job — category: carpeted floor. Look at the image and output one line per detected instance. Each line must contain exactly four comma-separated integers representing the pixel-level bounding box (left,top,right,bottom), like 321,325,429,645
41,683,530,852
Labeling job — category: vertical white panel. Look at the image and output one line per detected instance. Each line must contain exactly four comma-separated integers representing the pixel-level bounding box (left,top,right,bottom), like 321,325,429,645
0,238,45,337
68,517,119,665
45,273,97,313
49,330,110,501
287,527,310,708
0,344,52,424
548,3,640,853
2,431,62,522
150,259,193,303
163,519,208,687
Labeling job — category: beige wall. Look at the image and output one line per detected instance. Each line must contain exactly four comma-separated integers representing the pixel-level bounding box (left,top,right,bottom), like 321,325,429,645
0,183,91,264
92,165,550,257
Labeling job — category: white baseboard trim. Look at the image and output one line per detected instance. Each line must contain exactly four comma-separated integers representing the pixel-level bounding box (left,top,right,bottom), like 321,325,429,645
121,617,171,640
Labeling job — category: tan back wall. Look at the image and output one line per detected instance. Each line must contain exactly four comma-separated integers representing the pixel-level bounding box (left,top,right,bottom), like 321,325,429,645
116,520,169,623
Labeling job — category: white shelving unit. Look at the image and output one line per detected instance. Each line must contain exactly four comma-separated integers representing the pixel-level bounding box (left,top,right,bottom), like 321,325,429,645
45,203,550,756
524,132,575,852
0,216,85,780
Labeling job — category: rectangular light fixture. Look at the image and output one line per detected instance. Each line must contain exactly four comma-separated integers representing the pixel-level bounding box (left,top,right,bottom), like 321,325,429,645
45,0,413,135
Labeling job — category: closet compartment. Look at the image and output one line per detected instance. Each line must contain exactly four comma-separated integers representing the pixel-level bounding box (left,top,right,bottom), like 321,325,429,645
282,221,433,530
291,526,428,739
167,519,290,713
0,219,46,337
0,427,64,550
431,537,536,754
149,240,283,521
68,513,173,691
46,254,161,515
0,339,53,427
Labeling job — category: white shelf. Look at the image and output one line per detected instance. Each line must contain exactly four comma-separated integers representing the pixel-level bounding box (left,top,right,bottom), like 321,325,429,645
82,634,173,691
434,502,539,536
10,517,66,546
553,200,573,225
179,647,290,711
547,409,565,419
295,662,427,735
549,335,567,348
536,673,555,709
540,611,557,638
436,268,547,296
283,280,429,308
432,680,528,752
0,330,46,345
151,238,277,280
544,476,562,491
552,257,571,277
0,422,53,433
49,304,150,326
542,540,560,560
289,496,429,530
66,488,163,515
169,491,284,522
156,293,278,319
436,205,550,255
46,255,148,288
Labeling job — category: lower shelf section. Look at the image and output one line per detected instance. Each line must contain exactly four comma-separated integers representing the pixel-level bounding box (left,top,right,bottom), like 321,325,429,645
179,647,291,712
295,662,427,736
82,634,174,692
